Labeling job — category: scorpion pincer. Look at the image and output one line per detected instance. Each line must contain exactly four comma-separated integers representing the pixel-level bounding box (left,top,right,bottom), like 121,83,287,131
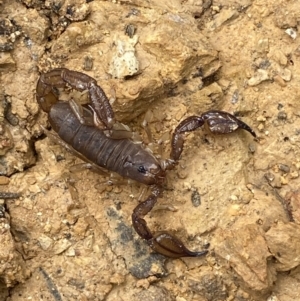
36,68,256,258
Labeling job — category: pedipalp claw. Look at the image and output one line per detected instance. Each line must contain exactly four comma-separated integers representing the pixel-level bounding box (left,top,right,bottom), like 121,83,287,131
203,110,257,137
149,232,208,258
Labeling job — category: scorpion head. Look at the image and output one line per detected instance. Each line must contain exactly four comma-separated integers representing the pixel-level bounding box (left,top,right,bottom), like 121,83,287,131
136,162,166,186
124,151,166,186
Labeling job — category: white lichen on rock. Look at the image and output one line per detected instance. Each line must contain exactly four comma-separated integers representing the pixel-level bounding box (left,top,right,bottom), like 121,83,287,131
108,35,139,79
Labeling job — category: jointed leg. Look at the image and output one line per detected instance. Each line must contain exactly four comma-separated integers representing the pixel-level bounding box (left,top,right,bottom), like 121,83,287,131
61,68,115,128
69,99,137,140
69,99,95,127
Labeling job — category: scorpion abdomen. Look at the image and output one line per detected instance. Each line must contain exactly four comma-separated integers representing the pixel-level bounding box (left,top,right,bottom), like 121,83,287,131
49,102,161,185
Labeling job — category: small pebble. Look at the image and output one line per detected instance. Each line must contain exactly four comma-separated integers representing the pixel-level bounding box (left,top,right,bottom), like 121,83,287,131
183,182,191,190
248,69,269,86
280,176,288,185
271,50,288,66
27,177,36,185
110,273,125,285
177,170,188,179
65,247,76,257
273,75,287,87
105,185,113,192
83,55,93,71
285,28,297,39
279,68,292,81
248,142,256,153
264,172,275,182
211,5,220,12
277,111,287,120
290,171,299,179
191,189,201,207
278,163,290,173
230,195,238,201
44,224,52,233
41,183,50,191
22,198,33,210
258,123,264,131
113,186,123,194
257,115,266,122
257,38,269,53
227,204,241,216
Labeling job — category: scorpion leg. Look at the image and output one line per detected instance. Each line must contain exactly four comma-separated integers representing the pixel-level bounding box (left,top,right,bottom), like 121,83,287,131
0,192,20,218
69,99,134,140
0,192,21,199
132,192,208,258
69,99,95,127
87,104,137,139
60,68,115,129
170,110,256,162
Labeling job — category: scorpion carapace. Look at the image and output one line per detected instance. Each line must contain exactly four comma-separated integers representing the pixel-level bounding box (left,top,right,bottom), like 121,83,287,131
36,68,256,258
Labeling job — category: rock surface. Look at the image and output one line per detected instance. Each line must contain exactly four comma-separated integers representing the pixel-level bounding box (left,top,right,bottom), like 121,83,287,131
0,202,29,288
1,0,300,300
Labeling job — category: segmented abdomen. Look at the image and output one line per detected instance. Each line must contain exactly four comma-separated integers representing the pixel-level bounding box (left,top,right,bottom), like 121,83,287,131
49,102,139,176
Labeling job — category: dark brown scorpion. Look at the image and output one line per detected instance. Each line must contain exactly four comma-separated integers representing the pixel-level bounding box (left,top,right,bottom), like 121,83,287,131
36,68,256,258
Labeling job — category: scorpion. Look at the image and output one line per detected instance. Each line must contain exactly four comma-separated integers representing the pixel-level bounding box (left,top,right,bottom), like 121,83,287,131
36,68,256,258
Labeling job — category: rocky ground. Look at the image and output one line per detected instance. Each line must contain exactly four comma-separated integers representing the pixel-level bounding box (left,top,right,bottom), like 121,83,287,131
1,0,300,300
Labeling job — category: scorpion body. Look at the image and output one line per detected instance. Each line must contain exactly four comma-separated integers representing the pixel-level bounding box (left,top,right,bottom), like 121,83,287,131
36,68,256,258
49,101,165,185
